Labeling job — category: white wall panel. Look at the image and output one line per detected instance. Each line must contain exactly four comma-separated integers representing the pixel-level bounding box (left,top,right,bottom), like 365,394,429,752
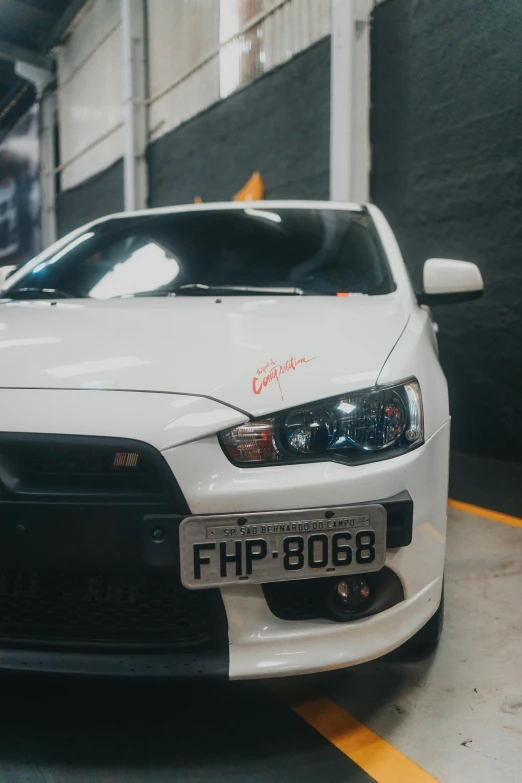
57,0,124,190
148,0,220,142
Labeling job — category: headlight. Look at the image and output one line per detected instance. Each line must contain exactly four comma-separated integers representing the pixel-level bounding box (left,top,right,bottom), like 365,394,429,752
219,378,424,466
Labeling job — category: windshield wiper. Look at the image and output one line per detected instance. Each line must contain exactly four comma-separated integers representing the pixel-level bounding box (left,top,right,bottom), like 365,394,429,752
122,284,304,298
176,284,304,295
121,290,176,298
5,287,74,300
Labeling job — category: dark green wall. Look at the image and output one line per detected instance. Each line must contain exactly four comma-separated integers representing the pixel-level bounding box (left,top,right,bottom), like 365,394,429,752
371,0,522,462
56,158,124,237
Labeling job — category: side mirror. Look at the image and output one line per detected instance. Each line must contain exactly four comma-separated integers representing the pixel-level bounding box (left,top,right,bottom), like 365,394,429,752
0,265,17,290
417,258,484,305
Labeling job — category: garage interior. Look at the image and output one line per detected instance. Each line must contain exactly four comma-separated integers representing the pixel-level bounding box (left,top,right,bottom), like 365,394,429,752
0,1,520,781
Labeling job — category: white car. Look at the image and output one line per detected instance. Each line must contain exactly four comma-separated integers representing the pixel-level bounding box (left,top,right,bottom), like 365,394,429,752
0,201,483,679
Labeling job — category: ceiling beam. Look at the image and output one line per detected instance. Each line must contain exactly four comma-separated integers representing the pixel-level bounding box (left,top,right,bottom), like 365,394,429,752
0,37,53,71
44,0,88,49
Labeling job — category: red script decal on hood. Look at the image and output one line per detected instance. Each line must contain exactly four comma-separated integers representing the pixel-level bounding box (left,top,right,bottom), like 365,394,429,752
252,356,316,401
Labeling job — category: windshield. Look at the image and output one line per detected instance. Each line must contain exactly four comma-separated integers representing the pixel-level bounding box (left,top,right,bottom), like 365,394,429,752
2,207,395,299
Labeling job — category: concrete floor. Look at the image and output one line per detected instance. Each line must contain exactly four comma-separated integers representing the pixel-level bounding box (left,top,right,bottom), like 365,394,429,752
315,506,522,782
0,505,519,782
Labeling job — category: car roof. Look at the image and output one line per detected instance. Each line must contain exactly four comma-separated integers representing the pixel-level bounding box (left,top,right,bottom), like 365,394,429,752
90,200,365,226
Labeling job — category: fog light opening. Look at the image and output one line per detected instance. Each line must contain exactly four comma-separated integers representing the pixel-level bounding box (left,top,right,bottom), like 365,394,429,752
328,576,374,619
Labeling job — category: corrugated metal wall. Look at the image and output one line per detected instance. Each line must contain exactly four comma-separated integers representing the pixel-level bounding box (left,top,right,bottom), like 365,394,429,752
218,0,330,97
57,0,123,190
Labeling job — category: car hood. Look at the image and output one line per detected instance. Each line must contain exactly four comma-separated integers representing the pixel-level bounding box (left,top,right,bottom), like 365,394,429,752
0,295,409,416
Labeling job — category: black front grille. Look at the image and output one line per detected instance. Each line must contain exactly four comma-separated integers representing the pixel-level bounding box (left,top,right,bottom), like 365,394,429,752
0,434,223,653
0,433,184,503
0,570,226,650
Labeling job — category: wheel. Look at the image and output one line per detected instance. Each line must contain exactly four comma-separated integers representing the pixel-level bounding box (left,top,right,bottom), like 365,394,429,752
405,585,444,653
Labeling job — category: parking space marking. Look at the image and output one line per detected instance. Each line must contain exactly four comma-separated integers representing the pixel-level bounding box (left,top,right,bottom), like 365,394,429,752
272,682,440,783
448,498,522,529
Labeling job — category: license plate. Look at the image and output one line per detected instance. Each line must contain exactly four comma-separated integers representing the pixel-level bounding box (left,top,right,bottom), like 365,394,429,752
179,504,386,589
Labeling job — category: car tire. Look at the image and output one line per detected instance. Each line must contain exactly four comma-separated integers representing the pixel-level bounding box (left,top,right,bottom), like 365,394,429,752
405,585,444,653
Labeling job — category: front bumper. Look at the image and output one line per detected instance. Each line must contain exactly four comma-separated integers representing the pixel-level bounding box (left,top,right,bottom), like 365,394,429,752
0,389,449,678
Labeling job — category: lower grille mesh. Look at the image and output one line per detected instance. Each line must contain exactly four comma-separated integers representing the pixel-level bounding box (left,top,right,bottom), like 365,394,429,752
0,571,225,648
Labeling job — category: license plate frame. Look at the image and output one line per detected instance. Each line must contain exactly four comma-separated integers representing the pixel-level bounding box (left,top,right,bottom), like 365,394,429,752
180,504,387,589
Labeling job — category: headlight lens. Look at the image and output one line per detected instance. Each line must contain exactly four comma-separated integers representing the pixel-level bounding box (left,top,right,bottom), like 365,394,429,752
220,379,423,466
284,408,336,453
331,388,406,451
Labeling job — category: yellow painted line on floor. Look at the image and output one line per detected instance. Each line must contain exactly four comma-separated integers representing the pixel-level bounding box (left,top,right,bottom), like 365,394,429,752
448,498,522,529
271,682,440,783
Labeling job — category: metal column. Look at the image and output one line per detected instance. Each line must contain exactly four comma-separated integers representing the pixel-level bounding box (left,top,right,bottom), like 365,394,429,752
330,0,373,203
40,90,58,247
121,0,148,212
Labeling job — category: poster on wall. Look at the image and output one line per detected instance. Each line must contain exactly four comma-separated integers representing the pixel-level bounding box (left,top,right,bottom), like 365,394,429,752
0,105,40,268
